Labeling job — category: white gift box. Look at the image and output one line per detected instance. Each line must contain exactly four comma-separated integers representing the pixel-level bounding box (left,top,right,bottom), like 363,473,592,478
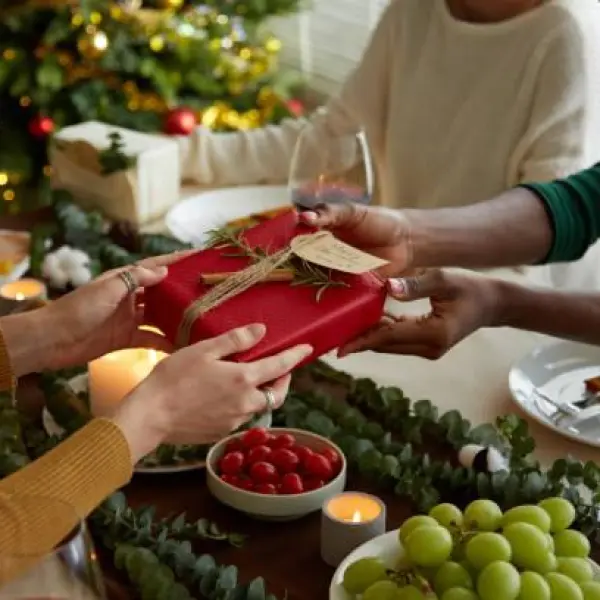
50,121,180,226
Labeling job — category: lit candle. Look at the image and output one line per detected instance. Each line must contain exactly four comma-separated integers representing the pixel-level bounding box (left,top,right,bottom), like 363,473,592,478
321,492,386,567
0,278,47,303
88,348,167,417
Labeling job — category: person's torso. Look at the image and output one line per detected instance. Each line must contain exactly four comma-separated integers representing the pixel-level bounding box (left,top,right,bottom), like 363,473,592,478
368,0,596,209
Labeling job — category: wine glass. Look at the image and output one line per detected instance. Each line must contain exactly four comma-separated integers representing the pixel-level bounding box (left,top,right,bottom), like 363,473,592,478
289,107,374,209
0,495,106,599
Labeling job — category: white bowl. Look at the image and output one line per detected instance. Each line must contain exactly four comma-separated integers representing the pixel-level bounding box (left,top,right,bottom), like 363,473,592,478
206,427,347,521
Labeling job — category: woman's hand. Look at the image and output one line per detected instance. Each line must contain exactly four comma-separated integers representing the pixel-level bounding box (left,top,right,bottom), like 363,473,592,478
1,251,194,377
300,203,412,277
338,269,502,359
111,324,313,463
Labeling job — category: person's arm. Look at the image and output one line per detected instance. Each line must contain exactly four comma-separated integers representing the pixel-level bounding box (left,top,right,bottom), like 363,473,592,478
494,281,600,346
406,163,600,269
177,1,396,186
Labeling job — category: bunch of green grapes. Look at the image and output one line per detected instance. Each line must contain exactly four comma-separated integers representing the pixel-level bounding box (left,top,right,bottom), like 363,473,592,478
342,497,600,600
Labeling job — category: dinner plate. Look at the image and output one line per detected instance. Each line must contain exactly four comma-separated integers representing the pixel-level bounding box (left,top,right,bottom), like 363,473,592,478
509,340,600,448
329,530,600,599
165,185,291,246
42,373,271,474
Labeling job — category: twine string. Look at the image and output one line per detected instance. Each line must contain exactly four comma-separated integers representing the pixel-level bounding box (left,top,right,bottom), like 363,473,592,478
176,246,295,347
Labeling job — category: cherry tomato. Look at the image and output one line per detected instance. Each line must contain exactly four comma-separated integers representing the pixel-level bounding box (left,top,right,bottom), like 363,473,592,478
254,483,278,495
219,451,245,475
242,427,270,449
320,448,342,471
220,474,239,487
280,472,304,494
269,433,295,449
271,448,299,474
304,453,333,480
303,477,325,491
246,445,272,465
224,438,243,454
235,478,254,492
249,461,278,484
292,445,314,466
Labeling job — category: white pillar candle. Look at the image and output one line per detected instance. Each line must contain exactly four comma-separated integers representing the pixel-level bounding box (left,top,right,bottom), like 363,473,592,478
321,492,386,567
88,348,167,417
0,278,47,302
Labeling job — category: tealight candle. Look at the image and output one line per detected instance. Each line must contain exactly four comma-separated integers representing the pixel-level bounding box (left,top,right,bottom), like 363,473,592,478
88,348,167,417
321,492,386,567
0,278,47,303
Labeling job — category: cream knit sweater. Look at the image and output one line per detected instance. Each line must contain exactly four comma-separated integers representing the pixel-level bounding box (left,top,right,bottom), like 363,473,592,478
179,0,600,211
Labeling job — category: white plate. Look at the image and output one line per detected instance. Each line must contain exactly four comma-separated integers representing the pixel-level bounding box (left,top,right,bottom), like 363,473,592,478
509,340,600,448
42,373,271,474
166,185,291,246
329,530,600,599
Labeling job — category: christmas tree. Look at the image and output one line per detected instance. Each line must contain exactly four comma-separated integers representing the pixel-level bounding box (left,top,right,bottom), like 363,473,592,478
0,0,304,213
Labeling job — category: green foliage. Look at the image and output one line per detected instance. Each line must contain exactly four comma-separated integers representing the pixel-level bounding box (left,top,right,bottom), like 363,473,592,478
98,132,137,175
0,392,30,476
282,361,600,537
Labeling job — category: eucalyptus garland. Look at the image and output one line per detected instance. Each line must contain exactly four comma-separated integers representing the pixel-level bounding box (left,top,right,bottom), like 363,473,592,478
2,354,600,598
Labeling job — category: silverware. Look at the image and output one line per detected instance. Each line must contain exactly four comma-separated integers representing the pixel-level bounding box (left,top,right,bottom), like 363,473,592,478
531,389,581,419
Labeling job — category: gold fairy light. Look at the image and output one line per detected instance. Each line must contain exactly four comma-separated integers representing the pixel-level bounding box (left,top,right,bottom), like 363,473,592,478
265,37,282,53
149,34,165,52
43,165,53,177
2,49,16,61
216,14,228,25
0,174,7,186
71,12,84,27
90,11,102,25
92,31,108,50
19,96,31,107
3,190,15,202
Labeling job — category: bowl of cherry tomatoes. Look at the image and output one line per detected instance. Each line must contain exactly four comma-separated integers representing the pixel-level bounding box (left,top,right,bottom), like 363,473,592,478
206,427,347,521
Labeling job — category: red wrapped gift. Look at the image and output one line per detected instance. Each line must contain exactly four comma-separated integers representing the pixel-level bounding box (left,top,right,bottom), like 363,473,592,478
144,209,386,366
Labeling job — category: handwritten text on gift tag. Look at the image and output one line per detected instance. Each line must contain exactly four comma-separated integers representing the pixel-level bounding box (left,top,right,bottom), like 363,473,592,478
290,231,389,274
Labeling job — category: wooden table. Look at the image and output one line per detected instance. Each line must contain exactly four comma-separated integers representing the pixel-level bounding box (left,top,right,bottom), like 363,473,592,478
6,210,600,598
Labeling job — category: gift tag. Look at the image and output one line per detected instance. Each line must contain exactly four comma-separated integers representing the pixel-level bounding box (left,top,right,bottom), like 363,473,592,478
290,231,389,274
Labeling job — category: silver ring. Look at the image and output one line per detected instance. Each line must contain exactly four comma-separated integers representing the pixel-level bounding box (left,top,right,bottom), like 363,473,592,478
404,276,420,295
118,270,138,294
262,387,276,414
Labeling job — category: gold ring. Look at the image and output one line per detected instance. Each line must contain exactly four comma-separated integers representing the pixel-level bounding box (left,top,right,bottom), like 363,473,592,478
262,387,276,414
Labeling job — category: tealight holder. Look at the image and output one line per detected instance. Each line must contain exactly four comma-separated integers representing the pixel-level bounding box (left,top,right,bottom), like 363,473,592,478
0,278,48,315
321,492,386,567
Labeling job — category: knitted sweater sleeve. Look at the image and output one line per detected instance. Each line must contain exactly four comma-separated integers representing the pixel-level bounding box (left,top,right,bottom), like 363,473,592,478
521,163,600,263
0,320,132,584
176,2,396,187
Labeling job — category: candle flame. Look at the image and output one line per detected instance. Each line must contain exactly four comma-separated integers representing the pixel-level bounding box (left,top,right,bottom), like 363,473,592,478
351,510,362,523
15,293,24,301
148,349,158,365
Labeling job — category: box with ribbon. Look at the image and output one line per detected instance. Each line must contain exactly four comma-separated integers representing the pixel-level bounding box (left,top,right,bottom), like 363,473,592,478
143,209,387,365
50,121,180,226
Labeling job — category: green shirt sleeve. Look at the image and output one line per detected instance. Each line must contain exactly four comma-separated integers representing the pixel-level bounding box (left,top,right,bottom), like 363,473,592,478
520,163,600,264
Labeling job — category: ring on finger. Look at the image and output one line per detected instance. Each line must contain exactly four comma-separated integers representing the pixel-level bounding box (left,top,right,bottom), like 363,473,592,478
261,387,276,414
118,270,138,295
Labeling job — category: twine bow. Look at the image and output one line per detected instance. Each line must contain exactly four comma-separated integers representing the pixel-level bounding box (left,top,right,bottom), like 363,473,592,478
175,234,321,348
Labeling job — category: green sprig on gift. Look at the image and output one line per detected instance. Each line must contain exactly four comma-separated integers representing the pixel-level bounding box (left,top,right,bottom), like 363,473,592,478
98,132,137,176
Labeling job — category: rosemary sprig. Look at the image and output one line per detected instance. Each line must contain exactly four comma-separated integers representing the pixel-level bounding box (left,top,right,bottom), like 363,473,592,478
205,224,348,300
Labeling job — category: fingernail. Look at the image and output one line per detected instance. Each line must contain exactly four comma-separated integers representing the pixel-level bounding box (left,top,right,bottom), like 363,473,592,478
301,211,318,223
154,266,168,277
246,323,266,338
297,344,313,356
387,278,407,296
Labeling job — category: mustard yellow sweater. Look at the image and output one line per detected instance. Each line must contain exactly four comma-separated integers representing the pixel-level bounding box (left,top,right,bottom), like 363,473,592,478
0,329,133,583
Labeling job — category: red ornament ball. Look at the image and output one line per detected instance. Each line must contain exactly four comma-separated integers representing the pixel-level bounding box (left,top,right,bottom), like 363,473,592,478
163,107,197,135
28,115,55,138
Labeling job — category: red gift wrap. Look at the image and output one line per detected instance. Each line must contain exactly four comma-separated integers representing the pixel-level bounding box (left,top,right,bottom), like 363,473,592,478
144,210,386,366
